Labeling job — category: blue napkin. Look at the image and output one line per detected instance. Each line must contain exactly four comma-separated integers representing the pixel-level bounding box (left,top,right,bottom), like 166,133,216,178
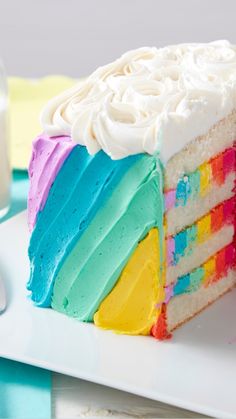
0,359,51,419
1,171,29,223
0,171,51,419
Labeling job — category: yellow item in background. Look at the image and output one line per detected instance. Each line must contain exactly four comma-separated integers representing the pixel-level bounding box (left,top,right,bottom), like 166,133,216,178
9,76,77,170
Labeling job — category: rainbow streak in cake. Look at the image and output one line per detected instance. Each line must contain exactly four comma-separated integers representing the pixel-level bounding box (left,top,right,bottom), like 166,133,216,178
166,196,235,267
165,148,235,211
169,243,235,297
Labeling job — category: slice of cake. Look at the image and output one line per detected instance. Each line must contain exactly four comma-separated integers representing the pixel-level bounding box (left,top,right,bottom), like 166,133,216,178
27,41,236,339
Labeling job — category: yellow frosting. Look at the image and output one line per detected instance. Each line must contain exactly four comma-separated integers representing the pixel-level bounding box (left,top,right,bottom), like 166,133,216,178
203,256,216,286
94,228,164,335
9,76,77,169
199,162,211,197
197,213,211,243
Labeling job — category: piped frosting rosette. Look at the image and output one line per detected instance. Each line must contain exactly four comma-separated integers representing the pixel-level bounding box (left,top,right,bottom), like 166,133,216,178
41,40,236,163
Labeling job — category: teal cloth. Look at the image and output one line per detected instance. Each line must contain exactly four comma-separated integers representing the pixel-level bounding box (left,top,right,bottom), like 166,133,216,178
0,171,51,419
0,359,51,419
1,171,29,223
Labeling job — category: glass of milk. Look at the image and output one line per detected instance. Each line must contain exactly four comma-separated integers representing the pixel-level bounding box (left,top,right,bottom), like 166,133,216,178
0,60,10,219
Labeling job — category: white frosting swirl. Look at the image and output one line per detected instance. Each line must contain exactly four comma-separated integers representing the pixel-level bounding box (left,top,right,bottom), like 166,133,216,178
41,40,236,162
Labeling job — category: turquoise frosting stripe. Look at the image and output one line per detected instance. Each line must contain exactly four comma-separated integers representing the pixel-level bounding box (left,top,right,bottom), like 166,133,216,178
173,274,190,295
175,168,201,208
189,170,200,199
174,230,187,265
188,268,205,292
186,224,197,256
28,145,141,307
171,223,197,266
52,155,164,322
175,176,190,207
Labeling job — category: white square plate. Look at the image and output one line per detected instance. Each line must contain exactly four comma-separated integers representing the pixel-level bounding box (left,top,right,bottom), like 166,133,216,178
0,211,235,418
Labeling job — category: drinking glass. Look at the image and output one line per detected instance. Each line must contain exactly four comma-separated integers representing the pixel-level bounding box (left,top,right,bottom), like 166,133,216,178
0,60,11,219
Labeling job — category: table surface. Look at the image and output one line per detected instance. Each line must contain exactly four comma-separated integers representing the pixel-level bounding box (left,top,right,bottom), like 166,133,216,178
52,374,205,418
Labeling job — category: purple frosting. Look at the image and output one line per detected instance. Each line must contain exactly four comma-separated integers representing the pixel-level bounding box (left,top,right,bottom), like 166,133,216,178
28,134,75,231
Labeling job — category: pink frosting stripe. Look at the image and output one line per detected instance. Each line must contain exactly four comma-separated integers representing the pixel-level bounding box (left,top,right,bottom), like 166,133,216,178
166,237,175,266
223,147,235,176
28,134,75,231
165,189,176,211
223,197,235,224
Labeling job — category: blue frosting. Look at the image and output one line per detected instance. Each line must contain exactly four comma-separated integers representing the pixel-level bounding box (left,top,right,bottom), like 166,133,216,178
175,176,191,207
174,230,187,265
28,145,141,307
173,267,204,296
173,274,190,295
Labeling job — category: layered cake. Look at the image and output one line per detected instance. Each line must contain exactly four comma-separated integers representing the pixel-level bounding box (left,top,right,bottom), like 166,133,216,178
28,41,236,339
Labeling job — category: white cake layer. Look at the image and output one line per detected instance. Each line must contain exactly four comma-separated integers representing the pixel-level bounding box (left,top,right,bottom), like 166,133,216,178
167,269,236,332
166,224,234,285
166,172,235,236
165,110,236,189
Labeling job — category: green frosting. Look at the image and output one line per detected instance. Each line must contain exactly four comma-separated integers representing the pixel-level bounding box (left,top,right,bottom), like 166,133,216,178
189,170,200,199
52,155,164,321
188,267,205,293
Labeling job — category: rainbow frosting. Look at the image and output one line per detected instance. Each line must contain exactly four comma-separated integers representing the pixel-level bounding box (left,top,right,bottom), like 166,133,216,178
28,134,165,333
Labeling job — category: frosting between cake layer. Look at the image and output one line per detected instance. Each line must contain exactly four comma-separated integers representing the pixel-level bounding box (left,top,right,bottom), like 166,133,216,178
165,147,235,210
166,196,235,266
170,241,235,296
41,40,236,162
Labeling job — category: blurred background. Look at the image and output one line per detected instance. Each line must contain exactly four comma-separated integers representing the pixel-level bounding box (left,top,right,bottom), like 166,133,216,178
0,0,236,77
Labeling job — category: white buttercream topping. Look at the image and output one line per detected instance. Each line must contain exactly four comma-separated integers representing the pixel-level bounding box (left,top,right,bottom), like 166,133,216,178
41,40,236,162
